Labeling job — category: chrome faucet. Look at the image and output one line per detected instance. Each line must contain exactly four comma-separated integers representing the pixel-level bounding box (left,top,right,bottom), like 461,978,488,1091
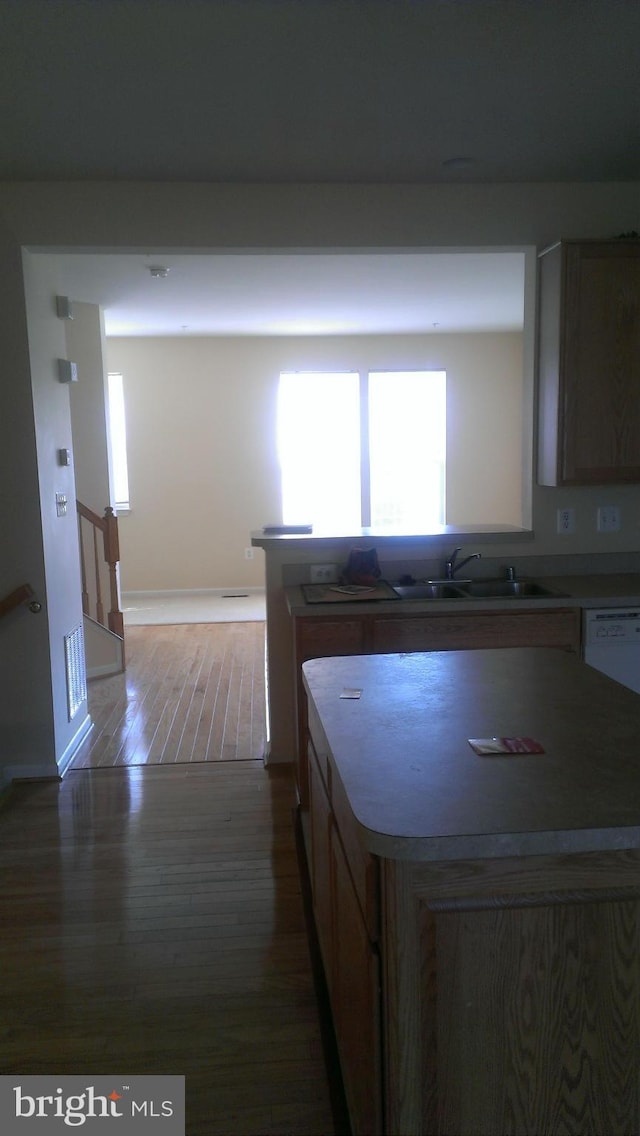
445,546,482,580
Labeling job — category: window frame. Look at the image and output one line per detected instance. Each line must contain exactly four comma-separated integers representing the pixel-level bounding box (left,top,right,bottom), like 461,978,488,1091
106,371,131,513
278,368,447,531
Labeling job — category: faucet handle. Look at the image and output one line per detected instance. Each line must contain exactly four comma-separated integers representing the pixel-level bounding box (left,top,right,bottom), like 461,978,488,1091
445,547,461,579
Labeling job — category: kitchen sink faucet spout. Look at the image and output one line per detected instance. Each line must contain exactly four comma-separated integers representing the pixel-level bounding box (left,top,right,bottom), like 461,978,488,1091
445,547,482,580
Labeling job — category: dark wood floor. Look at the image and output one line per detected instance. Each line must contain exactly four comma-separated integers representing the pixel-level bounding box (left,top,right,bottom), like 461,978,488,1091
0,759,338,1135
73,622,266,769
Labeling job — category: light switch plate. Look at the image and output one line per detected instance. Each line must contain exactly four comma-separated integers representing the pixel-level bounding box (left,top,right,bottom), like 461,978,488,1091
55,295,74,320
57,359,78,383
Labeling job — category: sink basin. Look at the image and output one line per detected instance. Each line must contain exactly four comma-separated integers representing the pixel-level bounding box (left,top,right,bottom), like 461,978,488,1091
457,579,562,599
393,583,466,600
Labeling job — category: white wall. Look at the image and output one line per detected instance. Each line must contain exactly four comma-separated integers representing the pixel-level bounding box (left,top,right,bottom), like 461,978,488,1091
0,228,52,783
67,302,112,516
107,331,523,591
0,180,638,782
20,251,90,777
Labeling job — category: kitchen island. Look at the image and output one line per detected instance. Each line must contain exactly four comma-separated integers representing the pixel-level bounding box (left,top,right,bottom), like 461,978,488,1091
302,648,640,1135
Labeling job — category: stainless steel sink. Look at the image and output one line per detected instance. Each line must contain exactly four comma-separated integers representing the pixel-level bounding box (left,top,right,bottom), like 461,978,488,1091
392,583,467,600
393,578,567,601
457,579,563,598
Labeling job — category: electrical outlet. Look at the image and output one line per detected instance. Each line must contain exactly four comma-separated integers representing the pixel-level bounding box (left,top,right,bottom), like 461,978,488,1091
310,563,339,584
597,505,620,533
244,547,254,560
556,507,575,534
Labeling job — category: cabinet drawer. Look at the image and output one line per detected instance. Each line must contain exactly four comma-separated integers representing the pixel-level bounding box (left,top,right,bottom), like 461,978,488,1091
307,702,331,789
331,769,379,942
372,608,580,654
296,617,365,661
308,749,334,991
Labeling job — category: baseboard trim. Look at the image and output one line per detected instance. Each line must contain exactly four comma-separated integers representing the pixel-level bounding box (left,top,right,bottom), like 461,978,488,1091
88,662,124,680
1,762,61,786
57,713,93,777
122,587,265,598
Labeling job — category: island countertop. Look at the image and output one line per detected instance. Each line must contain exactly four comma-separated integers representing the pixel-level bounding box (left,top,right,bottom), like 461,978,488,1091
302,648,640,862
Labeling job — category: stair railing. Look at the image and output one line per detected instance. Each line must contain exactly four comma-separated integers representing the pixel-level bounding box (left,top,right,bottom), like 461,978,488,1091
76,502,125,645
0,583,42,620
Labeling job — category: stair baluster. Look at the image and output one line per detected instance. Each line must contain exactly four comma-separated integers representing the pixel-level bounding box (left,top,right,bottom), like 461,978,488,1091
76,500,125,665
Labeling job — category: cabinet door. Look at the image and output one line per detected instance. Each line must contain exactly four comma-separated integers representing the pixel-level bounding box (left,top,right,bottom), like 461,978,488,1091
331,826,383,1136
539,240,640,485
562,242,640,483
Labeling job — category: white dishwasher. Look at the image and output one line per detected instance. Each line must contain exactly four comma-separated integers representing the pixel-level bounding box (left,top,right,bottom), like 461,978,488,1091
583,609,640,694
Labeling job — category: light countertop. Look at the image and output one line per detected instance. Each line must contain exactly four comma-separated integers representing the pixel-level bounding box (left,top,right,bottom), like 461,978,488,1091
539,573,640,603
302,648,640,862
287,574,640,616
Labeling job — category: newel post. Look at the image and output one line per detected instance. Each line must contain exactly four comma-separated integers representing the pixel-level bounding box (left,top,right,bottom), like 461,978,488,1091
102,506,125,644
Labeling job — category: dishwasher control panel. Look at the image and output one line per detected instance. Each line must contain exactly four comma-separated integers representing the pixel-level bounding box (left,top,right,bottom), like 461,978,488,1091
586,610,640,644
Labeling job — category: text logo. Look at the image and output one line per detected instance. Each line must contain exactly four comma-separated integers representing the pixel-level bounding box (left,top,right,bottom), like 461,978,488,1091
0,1076,185,1134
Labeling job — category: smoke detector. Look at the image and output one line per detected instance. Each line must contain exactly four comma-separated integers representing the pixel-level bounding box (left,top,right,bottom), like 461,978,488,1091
148,265,170,279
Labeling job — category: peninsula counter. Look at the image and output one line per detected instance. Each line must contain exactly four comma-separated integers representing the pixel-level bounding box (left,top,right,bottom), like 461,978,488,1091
302,648,640,1135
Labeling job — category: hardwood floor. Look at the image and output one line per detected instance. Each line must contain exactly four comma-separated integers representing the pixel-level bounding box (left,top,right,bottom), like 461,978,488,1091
0,759,338,1135
73,622,266,769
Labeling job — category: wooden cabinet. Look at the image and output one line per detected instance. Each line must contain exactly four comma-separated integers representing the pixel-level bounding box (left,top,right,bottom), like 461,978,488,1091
538,239,640,485
307,734,382,1135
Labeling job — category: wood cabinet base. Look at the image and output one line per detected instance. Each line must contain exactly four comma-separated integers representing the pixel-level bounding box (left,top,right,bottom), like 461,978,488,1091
383,851,640,1135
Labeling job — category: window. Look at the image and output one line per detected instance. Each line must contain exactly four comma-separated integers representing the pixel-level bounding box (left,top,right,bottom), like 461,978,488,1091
107,372,130,511
278,370,446,531
278,372,361,532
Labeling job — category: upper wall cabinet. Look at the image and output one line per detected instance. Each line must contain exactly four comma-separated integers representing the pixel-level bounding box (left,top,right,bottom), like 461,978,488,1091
537,239,640,486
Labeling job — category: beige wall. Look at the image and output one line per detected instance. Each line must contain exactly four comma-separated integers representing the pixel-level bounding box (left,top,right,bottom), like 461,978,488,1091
107,331,523,590
67,302,118,627
443,332,523,525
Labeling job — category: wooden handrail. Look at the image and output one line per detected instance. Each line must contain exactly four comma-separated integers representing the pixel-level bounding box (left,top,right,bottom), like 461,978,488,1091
76,500,107,531
0,583,41,620
76,501,125,659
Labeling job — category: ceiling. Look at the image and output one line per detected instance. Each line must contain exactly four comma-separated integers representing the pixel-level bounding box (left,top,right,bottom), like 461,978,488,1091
1,0,638,185
7,0,637,336
37,250,526,336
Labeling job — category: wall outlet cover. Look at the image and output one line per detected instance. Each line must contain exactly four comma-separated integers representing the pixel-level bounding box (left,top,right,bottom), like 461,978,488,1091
597,505,621,533
556,507,575,534
310,563,340,584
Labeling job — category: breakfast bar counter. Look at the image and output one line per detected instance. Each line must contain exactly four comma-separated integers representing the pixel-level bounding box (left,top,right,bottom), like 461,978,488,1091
302,649,640,1135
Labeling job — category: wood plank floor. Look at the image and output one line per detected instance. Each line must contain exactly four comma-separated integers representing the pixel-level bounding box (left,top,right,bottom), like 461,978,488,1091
0,760,339,1135
73,622,266,769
